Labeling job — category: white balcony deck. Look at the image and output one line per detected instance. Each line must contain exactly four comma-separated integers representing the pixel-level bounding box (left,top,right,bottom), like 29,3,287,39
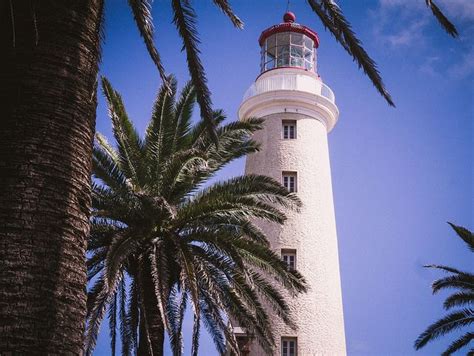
242,68,336,103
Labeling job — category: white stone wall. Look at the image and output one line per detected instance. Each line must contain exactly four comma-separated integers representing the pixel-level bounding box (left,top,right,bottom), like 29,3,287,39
239,69,346,355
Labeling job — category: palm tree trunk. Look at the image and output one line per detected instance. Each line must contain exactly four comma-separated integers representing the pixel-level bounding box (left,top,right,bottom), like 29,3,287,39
138,265,165,356
0,1,102,353
138,315,152,356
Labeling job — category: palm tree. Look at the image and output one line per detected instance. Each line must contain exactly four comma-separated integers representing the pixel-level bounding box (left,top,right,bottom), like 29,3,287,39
85,77,307,355
414,223,474,355
0,1,242,353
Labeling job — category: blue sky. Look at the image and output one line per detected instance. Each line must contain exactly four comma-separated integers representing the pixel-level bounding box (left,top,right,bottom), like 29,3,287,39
94,1,473,354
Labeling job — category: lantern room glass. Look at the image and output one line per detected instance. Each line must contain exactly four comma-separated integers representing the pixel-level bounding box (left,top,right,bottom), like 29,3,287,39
261,32,316,73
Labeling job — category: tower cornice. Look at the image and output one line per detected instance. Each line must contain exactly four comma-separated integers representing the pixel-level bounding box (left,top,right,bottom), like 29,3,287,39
239,68,339,132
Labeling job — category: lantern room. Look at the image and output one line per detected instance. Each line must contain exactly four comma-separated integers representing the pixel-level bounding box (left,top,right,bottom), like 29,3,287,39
259,12,320,73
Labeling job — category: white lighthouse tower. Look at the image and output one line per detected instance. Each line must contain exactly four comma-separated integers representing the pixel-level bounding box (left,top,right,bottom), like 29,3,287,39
237,12,346,355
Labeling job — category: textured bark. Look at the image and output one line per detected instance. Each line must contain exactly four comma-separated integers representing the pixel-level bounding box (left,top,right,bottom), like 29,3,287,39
138,315,152,356
0,1,102,354
137,265,165,356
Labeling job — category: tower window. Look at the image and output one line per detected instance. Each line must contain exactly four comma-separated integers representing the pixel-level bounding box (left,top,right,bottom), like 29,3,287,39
282,172,297,192
282,120,296,139
281,249,296,270
282,337,297,356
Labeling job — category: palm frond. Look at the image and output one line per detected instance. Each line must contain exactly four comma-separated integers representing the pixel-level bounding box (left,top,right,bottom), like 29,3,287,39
182,174,301,216
442,332,474,356
199,291,240,354
171,0,217,142
166,116,263,199
87,248,106,282
307,0,394,106
425,0,459,38
172,81,196,151
191,311,201,356
96,132,120,163
92,145,129,194
105,232,140,292
101,77,144,184
248,269,295,328
144,77,179,188
239,220,269,245
101,78,142,153
177,243,201,320
444,291,474,310
195,264,266,346
85,276,121,355
159,149,208,202
91,186,135,227
200,117,263,169
127,0,169,85
148,247,172,332
448,222,474,252
414,308,474,349
108,293,118,356
425,264,468,275
212,0,244,28
145,77,177,142
181,213,269,247
221,282,275,353
192,242,241,275
432,273,474,294
180,198,288,228
168,286,187,356
119,278,133,356
193,116,262,152
199,298,227,355
88,221,120,251
233,239,307,294
128,278,140,352
189,110,226,148
202,180,295,220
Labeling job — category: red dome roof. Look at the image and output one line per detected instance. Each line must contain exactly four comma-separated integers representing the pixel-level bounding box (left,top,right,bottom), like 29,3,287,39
258,13,319,48
283,11,296,23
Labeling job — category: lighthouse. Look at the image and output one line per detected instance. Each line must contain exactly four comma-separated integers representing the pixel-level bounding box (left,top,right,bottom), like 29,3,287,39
237,12,347,355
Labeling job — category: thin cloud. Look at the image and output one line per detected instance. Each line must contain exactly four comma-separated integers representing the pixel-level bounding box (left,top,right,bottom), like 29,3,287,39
419,56,441,77
371,0,474,80
385,19,428,47
438,0,474,21
370,0,428,48
448,48,474,79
